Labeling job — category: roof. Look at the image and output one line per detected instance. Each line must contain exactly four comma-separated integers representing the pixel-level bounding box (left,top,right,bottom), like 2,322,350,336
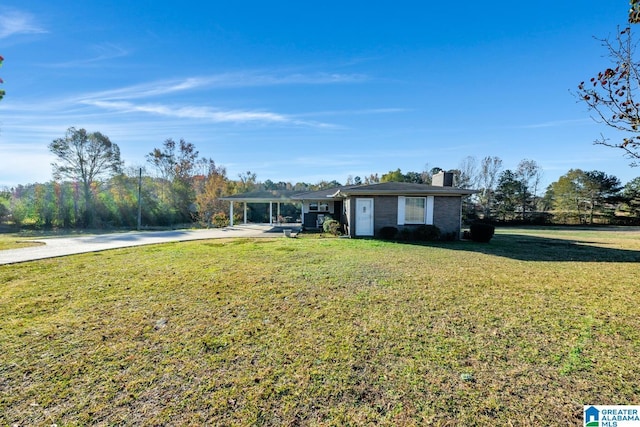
333,182,477,197
290,186,351,200
219,189,300,202
220,182,477,202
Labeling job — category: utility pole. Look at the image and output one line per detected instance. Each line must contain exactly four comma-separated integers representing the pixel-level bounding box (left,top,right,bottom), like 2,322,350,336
137,168,142,230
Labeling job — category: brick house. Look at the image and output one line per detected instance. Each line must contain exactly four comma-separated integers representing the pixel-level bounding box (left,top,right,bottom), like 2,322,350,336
293,172,476,238
222,172,476,239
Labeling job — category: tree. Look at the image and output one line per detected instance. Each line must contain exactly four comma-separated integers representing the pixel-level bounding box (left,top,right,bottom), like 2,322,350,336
494,170,521,221
364,173,380,184
194,161,229,227
582,170,623,223
455,156,479,189
147,138,205,222
236,171,258,193
380,169,427,183
0,54,5,101
478,156,503,219
630,0,640,24
404,171,425,184
516,159,543,219
547,169,586,223
49,127,123,226
576,3,640,165
547,169,622,224
380,168,406,182
622,176,640,218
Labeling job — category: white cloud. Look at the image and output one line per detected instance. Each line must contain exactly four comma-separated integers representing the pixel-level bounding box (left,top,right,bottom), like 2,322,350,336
0,10,46,39
47,43,130,68
516,118,592,129
82,99,334,128
77,71,368,101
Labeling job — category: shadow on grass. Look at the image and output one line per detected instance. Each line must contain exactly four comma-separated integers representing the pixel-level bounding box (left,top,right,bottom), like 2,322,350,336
398,229,640,262
438,233,640,262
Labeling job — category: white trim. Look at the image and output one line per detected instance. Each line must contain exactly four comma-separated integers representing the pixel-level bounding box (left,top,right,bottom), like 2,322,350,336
426,195,434,225
397,196,405,225
397,196,435,225
355,198,374,236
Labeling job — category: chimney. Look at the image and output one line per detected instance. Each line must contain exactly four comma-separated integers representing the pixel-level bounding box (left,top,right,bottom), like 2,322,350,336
432,171,454,187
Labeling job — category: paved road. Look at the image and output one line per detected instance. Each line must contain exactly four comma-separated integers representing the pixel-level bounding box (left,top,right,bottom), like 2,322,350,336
0,225,294,265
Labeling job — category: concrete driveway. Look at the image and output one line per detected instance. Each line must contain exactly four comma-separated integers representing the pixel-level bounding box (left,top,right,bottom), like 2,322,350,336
0,225,294,265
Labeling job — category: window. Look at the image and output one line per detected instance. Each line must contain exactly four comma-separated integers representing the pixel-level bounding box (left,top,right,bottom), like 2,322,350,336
397,196,434,225
405,197,426,224
309,201,329,212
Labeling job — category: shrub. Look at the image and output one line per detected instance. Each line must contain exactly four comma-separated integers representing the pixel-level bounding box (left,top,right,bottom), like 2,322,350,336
470,222,495,243
398,227,414,241
441,231,458,241
323,219,341,236
211,212,230,228
412,225,441,241
379,226,398,240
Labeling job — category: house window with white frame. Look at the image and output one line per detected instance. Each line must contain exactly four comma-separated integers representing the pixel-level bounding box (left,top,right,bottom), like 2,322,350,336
404,197,426,224
397,195,434,225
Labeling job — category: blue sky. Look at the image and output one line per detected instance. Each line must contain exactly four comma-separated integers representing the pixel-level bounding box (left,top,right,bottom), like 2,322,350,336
1,1,638,190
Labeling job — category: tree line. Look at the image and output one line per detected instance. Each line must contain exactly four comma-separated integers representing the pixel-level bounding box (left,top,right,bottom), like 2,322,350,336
2,127,640,230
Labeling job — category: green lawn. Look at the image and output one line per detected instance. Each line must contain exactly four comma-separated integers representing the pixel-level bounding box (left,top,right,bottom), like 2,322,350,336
1,228,640,426
0,233,44,250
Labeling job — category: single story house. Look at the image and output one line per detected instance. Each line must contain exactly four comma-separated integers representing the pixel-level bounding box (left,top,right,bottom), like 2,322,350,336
222,172,477,239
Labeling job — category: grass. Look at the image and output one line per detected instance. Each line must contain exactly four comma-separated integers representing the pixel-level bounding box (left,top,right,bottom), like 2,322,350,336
1,228,640,425
0,233,44,250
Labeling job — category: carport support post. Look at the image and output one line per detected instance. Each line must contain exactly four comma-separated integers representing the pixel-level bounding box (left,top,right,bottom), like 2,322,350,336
269,202,273,225
229,202,234,226
243,202,248,224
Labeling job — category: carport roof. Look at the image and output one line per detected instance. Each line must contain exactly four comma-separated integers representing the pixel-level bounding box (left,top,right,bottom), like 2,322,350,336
219,190,300,203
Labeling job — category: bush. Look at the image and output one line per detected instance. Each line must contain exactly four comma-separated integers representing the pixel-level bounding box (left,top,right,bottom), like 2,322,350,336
412,225,441,241
379,226,398,240
211,212,230,228
470,222,495,243
323,219,341,236
398,227,414,241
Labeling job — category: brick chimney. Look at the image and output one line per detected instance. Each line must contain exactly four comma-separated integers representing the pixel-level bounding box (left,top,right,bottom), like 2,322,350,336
432,171,454,187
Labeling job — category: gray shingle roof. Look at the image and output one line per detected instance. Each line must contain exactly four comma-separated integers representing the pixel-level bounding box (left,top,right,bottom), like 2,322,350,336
221,182,477,202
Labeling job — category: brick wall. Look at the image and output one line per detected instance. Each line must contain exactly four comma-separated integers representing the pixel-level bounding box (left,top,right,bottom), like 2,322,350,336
373,196,397,235
433,196,461,236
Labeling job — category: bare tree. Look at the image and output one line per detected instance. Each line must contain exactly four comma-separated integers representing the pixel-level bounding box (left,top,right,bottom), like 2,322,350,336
576,3,640,165
478,156,503,219
49,127,122,226
516,159,543,220
456,156,479,189
147,138,203,222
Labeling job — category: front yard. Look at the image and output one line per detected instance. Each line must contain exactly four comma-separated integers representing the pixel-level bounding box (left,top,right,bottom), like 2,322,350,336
1,227,639,425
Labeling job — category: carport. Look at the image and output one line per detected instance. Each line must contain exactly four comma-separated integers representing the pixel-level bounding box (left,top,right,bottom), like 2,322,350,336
220,190,303,226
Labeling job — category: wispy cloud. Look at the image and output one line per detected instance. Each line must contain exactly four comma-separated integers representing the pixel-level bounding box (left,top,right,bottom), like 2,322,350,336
293,108,408,118
64,70,368,127
46,43,130,68
516,118,592,129
82,100,336,128
0,10,47,39
78,71,369,101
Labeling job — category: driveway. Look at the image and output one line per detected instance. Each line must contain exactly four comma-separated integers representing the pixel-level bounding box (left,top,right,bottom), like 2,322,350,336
0,225,295,265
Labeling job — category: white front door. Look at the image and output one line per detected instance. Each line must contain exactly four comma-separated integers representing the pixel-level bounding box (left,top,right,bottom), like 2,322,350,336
355,198,374,236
